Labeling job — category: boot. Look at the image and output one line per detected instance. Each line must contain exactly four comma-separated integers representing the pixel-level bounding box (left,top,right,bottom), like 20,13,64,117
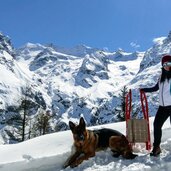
150,146,161,156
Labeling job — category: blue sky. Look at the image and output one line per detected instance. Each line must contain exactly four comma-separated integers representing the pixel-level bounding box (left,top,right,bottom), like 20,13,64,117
1,0,171,52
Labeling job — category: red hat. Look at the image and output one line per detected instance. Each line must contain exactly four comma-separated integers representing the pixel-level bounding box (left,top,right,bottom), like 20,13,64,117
162,55,171,65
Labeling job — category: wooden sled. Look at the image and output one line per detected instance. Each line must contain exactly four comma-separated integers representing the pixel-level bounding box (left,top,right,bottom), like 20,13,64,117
125,89,151,150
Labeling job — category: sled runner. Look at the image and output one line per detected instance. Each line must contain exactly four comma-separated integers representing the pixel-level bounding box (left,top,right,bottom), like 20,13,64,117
125,89,151,150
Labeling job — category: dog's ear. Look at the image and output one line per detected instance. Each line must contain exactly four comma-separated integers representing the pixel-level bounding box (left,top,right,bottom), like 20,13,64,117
79,117,86,130
69,121,76,132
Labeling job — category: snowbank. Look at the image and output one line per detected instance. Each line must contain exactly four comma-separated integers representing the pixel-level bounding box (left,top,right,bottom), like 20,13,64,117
0,117,171,171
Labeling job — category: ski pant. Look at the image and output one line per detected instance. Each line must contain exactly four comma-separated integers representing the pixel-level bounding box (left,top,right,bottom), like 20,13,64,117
153,105,171,147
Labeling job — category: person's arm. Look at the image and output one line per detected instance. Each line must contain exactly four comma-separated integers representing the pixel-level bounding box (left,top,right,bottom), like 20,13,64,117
140,82,159,93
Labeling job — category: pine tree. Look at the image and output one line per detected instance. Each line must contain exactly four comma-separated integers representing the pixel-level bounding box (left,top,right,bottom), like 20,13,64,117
32,110,51,136
16,86,33,142
116,86,128,121
19,86,32,141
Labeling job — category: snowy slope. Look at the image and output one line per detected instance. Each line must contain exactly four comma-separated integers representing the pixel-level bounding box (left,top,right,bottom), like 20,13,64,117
0,36,48,144
0,117,171,171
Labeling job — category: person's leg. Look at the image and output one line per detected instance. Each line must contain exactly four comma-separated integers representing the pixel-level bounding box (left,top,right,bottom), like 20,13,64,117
153,106,169,147
151,106,169,156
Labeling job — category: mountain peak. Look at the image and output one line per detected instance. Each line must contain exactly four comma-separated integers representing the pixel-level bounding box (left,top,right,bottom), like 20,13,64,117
0,32,14,55
51,44,100,57
20,42,45,50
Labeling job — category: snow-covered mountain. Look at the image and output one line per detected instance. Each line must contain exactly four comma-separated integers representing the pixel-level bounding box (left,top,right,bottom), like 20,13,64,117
0,31,171,144
129,31,171,116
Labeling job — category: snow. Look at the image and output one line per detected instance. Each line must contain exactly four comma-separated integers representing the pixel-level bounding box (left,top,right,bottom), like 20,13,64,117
0,117,171,171
153,37,166,45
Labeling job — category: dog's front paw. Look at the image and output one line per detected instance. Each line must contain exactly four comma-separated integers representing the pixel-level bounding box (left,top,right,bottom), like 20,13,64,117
70,158,83,168
63,163,69,169
70,162,78,168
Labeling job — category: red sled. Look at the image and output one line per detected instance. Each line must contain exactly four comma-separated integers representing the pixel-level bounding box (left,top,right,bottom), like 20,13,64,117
125,89,151,151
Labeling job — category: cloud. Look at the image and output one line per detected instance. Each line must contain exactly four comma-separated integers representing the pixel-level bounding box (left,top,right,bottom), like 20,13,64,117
153,37,166,44
130,42,140,49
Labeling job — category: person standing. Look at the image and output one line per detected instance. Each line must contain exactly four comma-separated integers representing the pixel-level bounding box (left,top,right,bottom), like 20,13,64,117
140,54,171,156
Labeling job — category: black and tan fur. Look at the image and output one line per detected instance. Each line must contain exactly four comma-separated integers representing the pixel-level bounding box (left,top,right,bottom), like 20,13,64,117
63,117,137,168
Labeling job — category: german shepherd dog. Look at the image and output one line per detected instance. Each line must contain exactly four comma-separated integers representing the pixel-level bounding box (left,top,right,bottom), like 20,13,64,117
63,117,137,168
